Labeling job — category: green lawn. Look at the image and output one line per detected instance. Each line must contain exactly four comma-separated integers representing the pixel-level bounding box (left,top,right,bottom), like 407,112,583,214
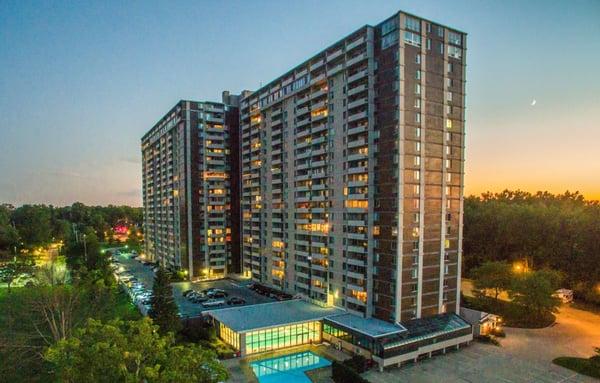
553,356,600,379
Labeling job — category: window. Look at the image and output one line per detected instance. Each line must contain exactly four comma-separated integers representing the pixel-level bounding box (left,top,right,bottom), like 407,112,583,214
415,98,421,108
403,31,421,47
416,70,421,80
426,23,431,33
405,16,421,32
446,173,452,182
414,213,420,223
381,16,398,35
446,119,452,129
448,45,462,59
415,142,421,152
446,159,451,169
414,170,420,180
446,78,453,87
448,62,453,73
439,42,444,54
437,25,444,37
447,91,453,102
416,127,421,138
381,32,398,49
414,155,421,166
415,84,421,95
411,269,418,279
416,53,421,64
446,105,453,114
415,112,421,123
448,31,462,46
427,38,431,50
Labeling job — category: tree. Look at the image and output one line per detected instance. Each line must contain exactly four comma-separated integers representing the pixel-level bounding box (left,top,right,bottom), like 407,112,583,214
0,254,35,292
149,268,181,335
472,261,513,302
11,205,53,246
45,318,228,383
509,270,561,323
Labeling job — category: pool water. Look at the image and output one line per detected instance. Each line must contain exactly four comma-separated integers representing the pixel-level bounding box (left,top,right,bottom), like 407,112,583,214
250,351,331,383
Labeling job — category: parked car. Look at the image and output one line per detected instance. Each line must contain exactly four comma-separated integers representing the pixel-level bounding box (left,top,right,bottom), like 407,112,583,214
227,297,245,305
202,299,225,308
211,291,228,298
191,295,209,304
182,289,195,297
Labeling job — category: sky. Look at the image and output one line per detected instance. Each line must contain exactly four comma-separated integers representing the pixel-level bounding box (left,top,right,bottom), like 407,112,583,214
1,0,599,207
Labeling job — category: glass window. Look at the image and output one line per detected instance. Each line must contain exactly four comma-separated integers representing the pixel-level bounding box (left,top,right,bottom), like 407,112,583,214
448,45,462,59
381,17,398,35
405,16,421,32
381,32,398,49
448,31,462,46
404,31,421,47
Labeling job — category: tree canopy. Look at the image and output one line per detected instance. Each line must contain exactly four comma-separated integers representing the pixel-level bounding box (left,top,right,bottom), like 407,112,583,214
45,318,228,383
464,190,600,303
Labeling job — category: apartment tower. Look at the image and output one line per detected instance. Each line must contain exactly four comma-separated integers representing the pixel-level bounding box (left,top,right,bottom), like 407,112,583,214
142,92,241,280
240,11,465,323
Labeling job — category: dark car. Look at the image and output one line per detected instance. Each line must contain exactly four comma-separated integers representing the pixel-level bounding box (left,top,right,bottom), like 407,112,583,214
212,291,228,299
227,297,245,305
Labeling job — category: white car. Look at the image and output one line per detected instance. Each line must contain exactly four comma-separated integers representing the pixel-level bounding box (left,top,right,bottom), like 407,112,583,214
202,299,225,308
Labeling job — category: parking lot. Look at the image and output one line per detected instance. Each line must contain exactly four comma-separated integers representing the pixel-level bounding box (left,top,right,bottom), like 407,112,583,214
110,249,274,318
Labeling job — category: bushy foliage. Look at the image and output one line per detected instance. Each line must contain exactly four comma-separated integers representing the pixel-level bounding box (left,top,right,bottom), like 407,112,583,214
464,190,600,304
45,318,228,383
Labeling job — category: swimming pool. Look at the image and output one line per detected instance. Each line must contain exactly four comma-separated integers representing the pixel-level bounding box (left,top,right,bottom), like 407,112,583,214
250,351,331,383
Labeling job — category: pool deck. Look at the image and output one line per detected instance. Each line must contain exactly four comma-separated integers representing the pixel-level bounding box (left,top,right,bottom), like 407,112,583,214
223,343,351,383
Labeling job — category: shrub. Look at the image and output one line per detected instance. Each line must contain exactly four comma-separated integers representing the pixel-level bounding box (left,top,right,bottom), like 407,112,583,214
344,354,368,373
332,361,369,383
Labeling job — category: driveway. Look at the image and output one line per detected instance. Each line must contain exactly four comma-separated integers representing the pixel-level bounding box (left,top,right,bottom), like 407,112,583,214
364,305,600,383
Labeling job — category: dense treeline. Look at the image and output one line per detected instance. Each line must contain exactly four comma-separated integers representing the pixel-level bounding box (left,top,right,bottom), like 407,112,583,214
0,203,142,254
464,190,600,303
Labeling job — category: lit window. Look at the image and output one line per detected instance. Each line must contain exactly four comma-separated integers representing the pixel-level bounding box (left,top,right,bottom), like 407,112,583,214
414,170,420,180
446,119,453,129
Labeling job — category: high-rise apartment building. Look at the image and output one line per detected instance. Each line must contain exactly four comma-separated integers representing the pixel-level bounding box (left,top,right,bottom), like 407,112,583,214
240,11,466,323
142,92,241,280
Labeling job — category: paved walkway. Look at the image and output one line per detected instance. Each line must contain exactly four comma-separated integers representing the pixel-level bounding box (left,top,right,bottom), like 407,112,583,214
364,342,597,383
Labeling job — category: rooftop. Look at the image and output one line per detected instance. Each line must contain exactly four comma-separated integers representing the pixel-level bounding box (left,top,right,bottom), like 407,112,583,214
383,313,471,350
207,299,344,333
325,313,407,338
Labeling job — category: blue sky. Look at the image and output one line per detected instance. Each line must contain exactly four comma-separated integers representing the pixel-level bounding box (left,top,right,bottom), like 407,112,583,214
1,0,599,206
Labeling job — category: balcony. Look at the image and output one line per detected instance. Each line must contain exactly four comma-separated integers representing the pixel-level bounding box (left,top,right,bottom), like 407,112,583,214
348,97,368,110
347,52,368,67
348,69,368,84
349,84,368,100
326,47,344,61
347,35,366,51
328,62,345,76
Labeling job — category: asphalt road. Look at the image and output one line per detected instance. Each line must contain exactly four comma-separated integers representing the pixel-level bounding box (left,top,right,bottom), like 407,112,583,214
111,250,274,318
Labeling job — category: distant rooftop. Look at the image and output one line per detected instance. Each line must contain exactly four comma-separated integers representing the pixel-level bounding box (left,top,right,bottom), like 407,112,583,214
325,313,407,338
207,299,344,333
